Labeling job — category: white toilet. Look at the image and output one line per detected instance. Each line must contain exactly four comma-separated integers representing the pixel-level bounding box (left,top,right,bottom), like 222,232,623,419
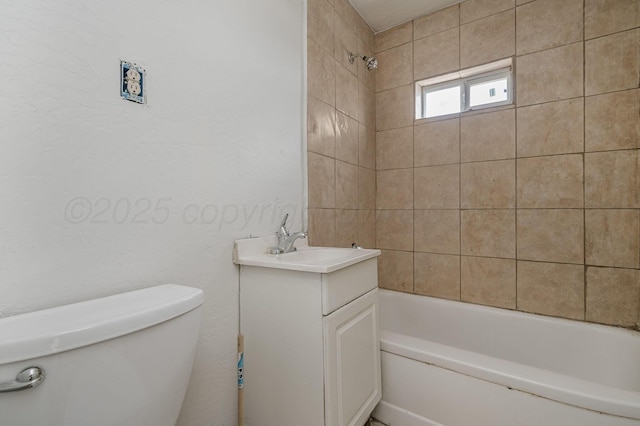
0,284,204,426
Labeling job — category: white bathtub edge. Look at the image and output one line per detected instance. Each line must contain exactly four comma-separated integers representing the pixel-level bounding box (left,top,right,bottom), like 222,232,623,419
373,400,445,426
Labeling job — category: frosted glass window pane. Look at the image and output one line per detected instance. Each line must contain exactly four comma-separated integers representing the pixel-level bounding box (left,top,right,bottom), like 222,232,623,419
469,78,508,107
425,85,461,118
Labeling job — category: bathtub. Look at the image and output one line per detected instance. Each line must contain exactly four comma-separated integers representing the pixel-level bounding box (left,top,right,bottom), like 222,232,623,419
372,289,640,426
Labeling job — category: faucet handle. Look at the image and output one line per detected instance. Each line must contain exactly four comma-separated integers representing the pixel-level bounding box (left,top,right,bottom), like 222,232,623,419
280,213,289,228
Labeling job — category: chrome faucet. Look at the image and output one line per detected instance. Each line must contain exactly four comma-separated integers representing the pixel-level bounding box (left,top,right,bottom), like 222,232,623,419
268,213,307,254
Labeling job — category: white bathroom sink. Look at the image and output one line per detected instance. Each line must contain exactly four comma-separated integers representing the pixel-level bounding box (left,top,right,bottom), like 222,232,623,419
233,237,380,273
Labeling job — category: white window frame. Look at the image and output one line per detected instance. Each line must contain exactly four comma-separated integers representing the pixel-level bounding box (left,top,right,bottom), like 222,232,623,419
415,58,513,119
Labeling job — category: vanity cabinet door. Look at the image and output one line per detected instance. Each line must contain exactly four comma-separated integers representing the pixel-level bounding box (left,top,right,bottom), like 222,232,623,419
323,289,381,426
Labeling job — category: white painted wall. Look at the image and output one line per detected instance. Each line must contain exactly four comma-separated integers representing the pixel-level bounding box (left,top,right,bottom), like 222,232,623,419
0,1,305,424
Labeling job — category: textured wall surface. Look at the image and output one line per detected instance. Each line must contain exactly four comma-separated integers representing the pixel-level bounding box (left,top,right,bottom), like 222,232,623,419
0,1,305,424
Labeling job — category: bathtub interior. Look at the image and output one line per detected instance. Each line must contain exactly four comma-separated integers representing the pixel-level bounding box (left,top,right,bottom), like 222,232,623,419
378,289,640,393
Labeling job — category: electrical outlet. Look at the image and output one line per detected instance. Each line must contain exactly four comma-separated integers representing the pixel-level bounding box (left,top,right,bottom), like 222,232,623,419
120,61,145,104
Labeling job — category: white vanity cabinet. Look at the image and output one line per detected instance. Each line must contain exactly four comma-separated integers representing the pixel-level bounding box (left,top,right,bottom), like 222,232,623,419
236,240,381,426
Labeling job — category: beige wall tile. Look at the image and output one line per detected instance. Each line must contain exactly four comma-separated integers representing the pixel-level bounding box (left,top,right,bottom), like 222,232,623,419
358,123,375,169
376,210,413,250
375,42,413,92
517,209,584,264
377,127,413,170
415,164,460,209
517,261,585,320
516,0,534,4
517,98,584,157
308,97,336,158
308,152,335,208
461,209,516,258
308,208,337,246
414,4,459,40
585,29,640,96
586,267,640,327
517,154,584,208
375,21,412,53
307,0,334,55
461,0,515,24
461,256,516,309
377,169,413,209
585,89,640,152
378,249,413,292
516,42,583,106
357,209,376,247
335,61,359,119
414,28,460,80
358,166,376,209
586,209,640,268
461,9,515,68
415,209,460,254
376,85,414,131
585,0,640,40
415,118,460,167
358,80,376,130
461,160,515,208
308,38,336,107
356,37,376,91
585,150,639,208
414,252,461,300
461,109,515,162
336,161,358,209
516,0,583,55
335,111,358,164
336,209,358,247
334,12,359,75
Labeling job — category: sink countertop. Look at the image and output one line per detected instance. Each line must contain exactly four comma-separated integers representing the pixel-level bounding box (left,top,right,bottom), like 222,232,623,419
233,235,381,273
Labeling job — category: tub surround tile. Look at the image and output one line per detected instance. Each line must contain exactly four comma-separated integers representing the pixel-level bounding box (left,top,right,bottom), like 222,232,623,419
461,256,516,309
461,209,516,258
376,210,413,251
376,169,413,210
586,267,640,327
358,124,376,170
375,42,413,93
335,62,359,120
517,209,584,264
460,0,514,24
413,5,459,40
308,152,336,208
334,12,358,76
517,154,584,208
460,9,515,68
585,0,640,40
357,209,376,248
308,97,336,158
356,38,376,91
414,119,460,167
308,0,335,55
358,81,376,130
414,253,461,300
461,160,515,209
308,208,337,247
517,261,585,321
415,164,460,209
414,209,460,255
335,111,359,164
461,109,515,162
375,21,412,53
585,90,640,152
413,28,460,80
516,98,584,157
335,209,358,247
336,161,358,209
308,38,336,107
585,29,640,96
376,85,414,131
358,167,376,210
585,150,639,208
516,0,583,55
378,250,414,292
377,127,413,170
586,209,640,269
516,43,583,106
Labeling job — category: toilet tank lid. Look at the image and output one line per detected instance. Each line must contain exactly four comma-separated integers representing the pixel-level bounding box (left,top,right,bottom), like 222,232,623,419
0,284,204,364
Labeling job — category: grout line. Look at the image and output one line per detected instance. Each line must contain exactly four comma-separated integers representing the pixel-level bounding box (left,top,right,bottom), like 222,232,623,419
583,0,588,320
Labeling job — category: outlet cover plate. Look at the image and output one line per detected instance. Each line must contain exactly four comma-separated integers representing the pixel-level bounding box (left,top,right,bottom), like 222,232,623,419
120,61,145,104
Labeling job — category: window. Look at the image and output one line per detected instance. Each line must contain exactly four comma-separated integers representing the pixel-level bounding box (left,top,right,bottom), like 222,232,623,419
416,58,513,119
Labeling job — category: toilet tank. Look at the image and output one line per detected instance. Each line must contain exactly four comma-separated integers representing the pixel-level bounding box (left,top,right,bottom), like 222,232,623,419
0,284,204,426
